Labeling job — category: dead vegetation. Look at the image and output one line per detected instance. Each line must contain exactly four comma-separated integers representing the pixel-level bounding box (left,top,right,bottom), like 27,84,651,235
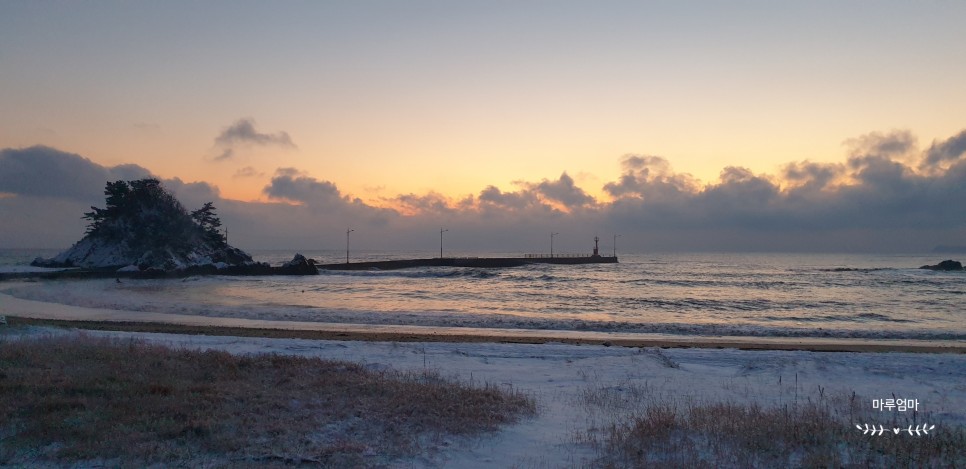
0,334,535,467
578,381,966,468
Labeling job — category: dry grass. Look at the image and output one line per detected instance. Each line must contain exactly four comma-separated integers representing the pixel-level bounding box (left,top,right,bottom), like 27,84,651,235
0,334,535,467
578,382,966,468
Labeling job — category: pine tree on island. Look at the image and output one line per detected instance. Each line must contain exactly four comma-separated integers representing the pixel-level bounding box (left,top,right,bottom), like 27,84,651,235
190,201,227,247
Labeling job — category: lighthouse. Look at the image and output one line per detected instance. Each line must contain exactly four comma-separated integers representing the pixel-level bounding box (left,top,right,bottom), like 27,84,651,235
593,236,600,257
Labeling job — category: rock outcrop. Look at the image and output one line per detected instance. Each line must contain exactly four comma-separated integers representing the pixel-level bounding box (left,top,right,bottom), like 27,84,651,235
276,253,319,275
919,259,964,271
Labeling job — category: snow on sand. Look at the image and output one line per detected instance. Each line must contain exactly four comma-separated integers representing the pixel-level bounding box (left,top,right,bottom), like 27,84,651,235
2,297,965,467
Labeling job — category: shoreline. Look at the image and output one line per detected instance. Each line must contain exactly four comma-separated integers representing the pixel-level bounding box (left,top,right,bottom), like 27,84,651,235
3,293,964,353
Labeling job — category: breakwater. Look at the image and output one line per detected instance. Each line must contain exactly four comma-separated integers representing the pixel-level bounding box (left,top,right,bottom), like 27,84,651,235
318,256,618,271
0,255,619,281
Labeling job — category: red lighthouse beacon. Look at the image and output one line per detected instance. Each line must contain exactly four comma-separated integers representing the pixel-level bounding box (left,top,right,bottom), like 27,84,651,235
592,236,600,257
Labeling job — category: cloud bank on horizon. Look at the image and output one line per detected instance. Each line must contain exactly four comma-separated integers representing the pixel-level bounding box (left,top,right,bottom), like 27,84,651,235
2,128,965,253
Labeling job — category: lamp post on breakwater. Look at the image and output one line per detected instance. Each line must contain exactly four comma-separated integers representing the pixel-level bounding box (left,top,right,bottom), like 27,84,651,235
346,228,354,264
440,228,448,259
550,232,559,258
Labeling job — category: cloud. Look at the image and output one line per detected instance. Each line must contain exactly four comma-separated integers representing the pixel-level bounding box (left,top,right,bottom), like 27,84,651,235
477,185,543,212
211,118,297,162
214,148,234,161
603,155,699,203
602,131,966,249
922,129,966,171
0,145,152,201
845,130,917,160
232,166,264,179
529,172,596,210
781,161,843,192
215,118,296,149
262,168,348,207
163,177,221,210
5,129,966,252
0,146,223,248
0,146,215,209
391,192,456,215
468,173,598,215
694,167,782,229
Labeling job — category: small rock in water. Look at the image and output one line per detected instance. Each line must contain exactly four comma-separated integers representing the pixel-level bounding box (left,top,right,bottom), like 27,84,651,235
919,259,964,271
279,253,319,275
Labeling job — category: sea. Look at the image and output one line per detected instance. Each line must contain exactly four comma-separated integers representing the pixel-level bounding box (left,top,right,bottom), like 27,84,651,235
0,249,963,341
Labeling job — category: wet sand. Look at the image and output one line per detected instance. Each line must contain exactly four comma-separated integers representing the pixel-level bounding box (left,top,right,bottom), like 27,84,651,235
3,292,963,353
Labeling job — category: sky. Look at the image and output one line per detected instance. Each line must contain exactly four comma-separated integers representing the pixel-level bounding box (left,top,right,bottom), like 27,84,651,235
1,1,965,253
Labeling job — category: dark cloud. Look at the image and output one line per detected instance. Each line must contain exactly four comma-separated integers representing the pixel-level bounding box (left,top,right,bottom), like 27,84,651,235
477,185,544,212
262,168,396,223
781,161,842,191
602,131,966,250
603,155,699,204
163,177,221,211
848,154,911,188
111,164,154,181
262,168,348,207
529,172,596,210
214,118,296,151
392,192,456,215
845,130,917,159
0,145,152,201
0,146,222,248
471,173,597,216
695,167,782,229
922,129,966,170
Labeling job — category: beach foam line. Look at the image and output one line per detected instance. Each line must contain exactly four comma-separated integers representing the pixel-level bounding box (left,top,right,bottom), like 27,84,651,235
2,292,964,353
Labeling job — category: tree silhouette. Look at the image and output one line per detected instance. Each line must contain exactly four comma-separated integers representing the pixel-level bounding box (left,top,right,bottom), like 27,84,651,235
191,201,227,247
82,179,227,250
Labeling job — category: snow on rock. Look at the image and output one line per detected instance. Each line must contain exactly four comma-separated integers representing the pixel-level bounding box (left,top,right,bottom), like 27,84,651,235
116,265,140,273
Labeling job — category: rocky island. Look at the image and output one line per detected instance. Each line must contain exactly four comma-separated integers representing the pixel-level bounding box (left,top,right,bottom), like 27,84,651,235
29,179,317,277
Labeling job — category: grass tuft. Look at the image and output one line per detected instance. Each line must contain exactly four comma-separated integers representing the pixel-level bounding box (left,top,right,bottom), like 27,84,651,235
0,334,534,467
578,382,966,468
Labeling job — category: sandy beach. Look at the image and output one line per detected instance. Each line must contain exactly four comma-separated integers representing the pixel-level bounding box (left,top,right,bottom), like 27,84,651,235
3,292,965,467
